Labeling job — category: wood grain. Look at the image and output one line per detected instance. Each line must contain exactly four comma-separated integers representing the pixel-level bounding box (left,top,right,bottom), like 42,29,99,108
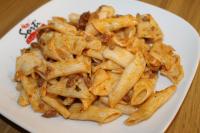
0,0,199,133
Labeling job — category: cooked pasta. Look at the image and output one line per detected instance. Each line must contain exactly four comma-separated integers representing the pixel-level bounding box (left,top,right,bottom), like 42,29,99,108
14,5,184,125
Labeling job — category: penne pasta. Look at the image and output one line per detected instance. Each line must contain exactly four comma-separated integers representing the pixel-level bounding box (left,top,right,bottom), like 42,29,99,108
92,15,136,34
102,46,134,67
16,82,23,91
160,55,184,84
21,76,50,112
48,16,77,34
90,72,120,96
69,103,121,123
99,96,137,115
17,89,29,106
125,85,176,125
42,36,63,61
85,36,102,50
112,26,136,47
39,81,47,97
46,60,89,80
150,43,184,84
16,49,43,76
47,79,91,99
80,95,96,110
136,14,163,41
109,52,146,107
84,49,104,60
85,5,115,35
150,43,175,70
85,23,99,36
95,5,115,19
127,37,150,55
42,95,70,119
68,13,80,25
115,104,137,115
99,96,110,105
93,60,123,73
77,78,96,110
41,32,74,61
91,69,109,87
62,97,75,106
63,34,88,55
131,74,157,105
38,31,54,44
53,33,74,60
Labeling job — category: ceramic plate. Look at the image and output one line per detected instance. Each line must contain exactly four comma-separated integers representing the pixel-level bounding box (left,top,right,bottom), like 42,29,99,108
0,0,199,133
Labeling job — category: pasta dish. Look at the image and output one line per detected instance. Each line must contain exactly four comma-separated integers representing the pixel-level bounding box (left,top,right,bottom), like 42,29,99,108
14,5,184,125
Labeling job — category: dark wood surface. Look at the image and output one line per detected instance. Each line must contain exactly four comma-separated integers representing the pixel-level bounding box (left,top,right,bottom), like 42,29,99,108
0,0,199,132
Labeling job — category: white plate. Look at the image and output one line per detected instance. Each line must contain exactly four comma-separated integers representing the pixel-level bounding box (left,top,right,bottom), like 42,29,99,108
0,0,199,133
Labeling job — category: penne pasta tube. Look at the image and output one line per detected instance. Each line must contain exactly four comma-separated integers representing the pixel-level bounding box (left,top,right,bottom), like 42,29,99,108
71,37,88,55
40,81,47,97
109,52,146,107
90,72,120,96
96,60,123,72
99,96,138,115
16,82,23,91
102,46,134,67
42,34,63,61
21,76,48,112
90,81,109,96
127,37,150,55
77,78,96,110
85,37,102,50
76,55,92,75
85,23,99,36
85,5,115,35
111,26,136,47
98,97,137,115
48,17,77,34
16,50,43,76
131,75,157,105
125,85,176,125
160,55,184,84
42,95,70,119
53,33,74,60
115,104,137,115
99,96,109,105
62,97,75,106
92,61,123,74
68,13,80,25
149,43,175,70
38,30,54,44
21,76,37,97
93,100,108,107
46,60,89,80
69,103,121,123
80,96,96,110
17,89,29,107
95,5,115,19
149,43,184,84
136,14,163,41
110,69,124,74
91,69,109,87
47,79,91,99
85,49,104,60
92,15,136,34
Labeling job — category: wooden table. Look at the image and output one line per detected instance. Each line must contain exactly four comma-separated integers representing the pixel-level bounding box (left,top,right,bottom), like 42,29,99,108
0,0,199,133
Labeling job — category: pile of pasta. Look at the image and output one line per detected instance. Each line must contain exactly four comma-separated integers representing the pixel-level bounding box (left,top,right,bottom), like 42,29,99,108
15,5,184,125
